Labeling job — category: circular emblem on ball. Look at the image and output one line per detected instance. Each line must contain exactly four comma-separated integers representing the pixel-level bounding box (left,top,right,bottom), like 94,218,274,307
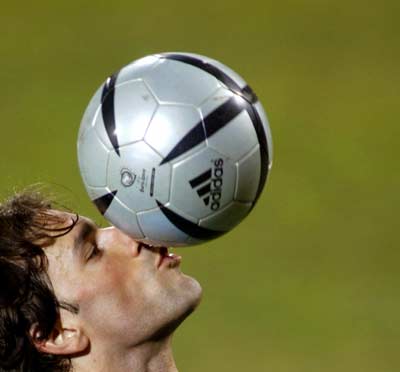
120,169,136,187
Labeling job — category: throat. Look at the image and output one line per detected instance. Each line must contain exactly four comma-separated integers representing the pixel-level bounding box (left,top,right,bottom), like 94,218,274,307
71,334,179,372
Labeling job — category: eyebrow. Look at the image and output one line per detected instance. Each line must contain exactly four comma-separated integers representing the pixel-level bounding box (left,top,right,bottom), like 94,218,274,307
73,219,97,259
59,300,80,315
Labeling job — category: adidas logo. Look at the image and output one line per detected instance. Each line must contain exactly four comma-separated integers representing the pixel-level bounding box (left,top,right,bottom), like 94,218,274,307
189,158,224,211
189,169,212,206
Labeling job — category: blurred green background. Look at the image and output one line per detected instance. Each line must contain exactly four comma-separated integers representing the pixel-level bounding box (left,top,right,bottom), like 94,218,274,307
1,1,399,371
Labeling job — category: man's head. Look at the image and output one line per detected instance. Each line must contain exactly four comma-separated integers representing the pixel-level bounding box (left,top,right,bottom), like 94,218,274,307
0,189,202,371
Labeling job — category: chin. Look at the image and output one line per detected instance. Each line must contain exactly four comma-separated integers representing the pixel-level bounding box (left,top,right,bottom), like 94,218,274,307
180,273,203,310
172,274,203,325
149,277,202,342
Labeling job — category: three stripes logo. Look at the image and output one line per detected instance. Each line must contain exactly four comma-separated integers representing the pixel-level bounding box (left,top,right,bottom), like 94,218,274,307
189,169,213,206
189,158,224,211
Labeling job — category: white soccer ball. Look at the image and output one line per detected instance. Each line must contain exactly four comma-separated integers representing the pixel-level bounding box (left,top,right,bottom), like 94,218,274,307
77,52,273,246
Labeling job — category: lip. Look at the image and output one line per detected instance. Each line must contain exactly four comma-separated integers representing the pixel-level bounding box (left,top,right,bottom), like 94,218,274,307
136,243,145,256
156,247,168,268
137,243,182,269
157,247,182,269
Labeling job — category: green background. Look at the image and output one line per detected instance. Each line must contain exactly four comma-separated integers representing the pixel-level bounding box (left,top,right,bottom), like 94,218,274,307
1,1,399,371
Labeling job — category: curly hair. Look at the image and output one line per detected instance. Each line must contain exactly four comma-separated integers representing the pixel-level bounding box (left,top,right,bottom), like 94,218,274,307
0,189,79,372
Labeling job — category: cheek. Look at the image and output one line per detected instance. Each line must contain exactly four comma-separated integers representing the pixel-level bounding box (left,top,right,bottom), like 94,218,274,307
76,266,154,340
77,263,123,303
77,260,145,318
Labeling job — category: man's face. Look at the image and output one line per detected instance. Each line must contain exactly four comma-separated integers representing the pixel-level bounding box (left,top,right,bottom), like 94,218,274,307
43,210,202,349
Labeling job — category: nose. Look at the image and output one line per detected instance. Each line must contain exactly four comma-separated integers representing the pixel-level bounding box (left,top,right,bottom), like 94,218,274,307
100,226,141,257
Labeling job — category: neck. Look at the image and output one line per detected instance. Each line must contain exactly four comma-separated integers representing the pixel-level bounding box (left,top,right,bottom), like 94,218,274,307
72,335,179,372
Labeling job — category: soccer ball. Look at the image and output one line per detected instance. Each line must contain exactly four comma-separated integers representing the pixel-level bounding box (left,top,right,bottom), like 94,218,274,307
77,52,273,246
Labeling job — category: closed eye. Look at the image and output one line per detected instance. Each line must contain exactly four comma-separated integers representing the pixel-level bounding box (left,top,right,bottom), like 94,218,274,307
87,243,103,261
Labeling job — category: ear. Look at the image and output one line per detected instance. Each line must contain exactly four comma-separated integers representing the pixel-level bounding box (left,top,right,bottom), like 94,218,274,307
29,322,89,356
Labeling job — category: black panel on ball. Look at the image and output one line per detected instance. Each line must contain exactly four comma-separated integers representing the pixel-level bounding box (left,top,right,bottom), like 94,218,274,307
156,200,225,240
101,73,120,156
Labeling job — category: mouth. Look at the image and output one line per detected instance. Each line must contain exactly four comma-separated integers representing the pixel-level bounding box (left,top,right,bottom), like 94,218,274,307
138,243,181,269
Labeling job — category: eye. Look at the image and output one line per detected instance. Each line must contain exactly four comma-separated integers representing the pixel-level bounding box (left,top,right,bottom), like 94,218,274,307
87,243,102,261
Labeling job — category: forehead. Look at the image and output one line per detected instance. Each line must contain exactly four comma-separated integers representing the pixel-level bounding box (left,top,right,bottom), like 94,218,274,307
43,211,92,274
44,209,94,230
40,210,94,257
44,210,96,242
41,210,78,253
45,209,77,225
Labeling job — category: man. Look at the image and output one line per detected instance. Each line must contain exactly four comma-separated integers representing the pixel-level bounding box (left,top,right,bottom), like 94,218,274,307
0,189,202,371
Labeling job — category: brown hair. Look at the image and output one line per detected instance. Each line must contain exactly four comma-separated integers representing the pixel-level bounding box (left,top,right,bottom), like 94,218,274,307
0,189,78,371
